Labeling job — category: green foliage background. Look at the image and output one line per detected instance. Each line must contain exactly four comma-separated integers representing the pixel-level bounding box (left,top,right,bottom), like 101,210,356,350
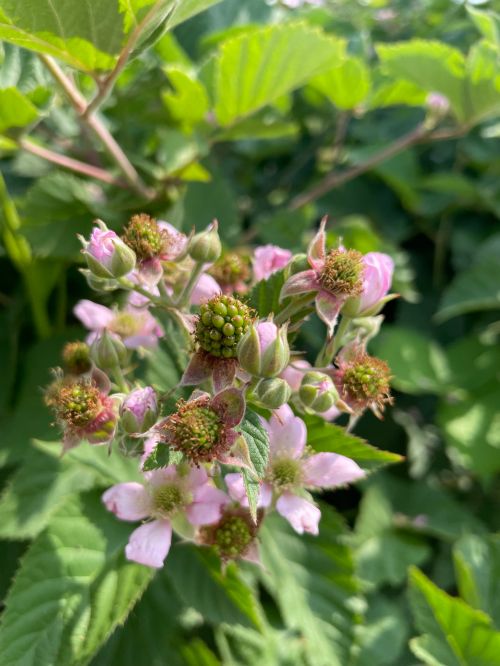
1,0,500,664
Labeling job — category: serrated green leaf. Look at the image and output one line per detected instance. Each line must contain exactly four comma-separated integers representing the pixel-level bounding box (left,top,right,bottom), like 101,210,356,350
0,87,38,133
214,23,342,126
304,415,403,473
142,443,171,471
377,40,466,121
242,467,259,523
237,410,269,479
0,491,154,666
259,507,363,666
408,566,500,666
454,535,500,628
311,57,371,110
247,269,285,318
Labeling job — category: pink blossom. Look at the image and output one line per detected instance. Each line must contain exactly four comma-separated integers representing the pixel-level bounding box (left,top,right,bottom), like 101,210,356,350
227,404,364,535
343,252,395,317
253,245,292,282
279,218,364,336
191,273,221,305
74,300,163,349
103,466,229,568
87,227,118,264
80,221,136,279
157,221,188,261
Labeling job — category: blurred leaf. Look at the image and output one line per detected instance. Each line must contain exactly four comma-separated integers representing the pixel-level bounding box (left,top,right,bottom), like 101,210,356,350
311,57,371,110
214,23,342,126
0,87,38,133
259,507,363,666
373,326,451,395
436,234,500,321
355,596,409,666
369,76,427,108
354,484,431,587
216,623,307,665
409,566,500,666
465,41,500,124
454,534,500,628
162,67,210,126
377,40,466,121
305,415,403,473
145,313,189,391
166,544,261,628
254,209,313,249
0,491,154,666
468,6,500,47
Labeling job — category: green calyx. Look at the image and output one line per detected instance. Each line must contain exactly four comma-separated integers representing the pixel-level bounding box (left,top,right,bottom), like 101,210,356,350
213,515,253,560
62,341,91,375
195,295,253,358
153,483,186,517
122,213,165,261
270,457,301,488
318,248,364,297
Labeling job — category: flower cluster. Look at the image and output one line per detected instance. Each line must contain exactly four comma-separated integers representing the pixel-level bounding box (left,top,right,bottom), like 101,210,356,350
45,213,396,569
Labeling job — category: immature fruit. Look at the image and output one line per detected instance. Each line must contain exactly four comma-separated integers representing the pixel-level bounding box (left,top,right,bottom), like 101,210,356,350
195,295,253,359
62,341,91,375
318,249,364,297
122,214,166,261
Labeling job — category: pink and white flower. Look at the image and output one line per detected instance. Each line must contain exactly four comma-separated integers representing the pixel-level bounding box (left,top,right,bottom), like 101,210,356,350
103,466,229,568
279,218,365,336
253,245,292,282
74,299,163,349
342,252,395,318
225,404,364,535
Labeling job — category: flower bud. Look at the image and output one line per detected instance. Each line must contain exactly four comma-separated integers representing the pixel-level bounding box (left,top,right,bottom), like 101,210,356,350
237,320,290,378
90,330,128,370
189,220,222,263
80,220,136,279
79,269,119,293
285,253,309,278
120,386,158,434
254,377,292,409
62,341,92,375
299,371,340,413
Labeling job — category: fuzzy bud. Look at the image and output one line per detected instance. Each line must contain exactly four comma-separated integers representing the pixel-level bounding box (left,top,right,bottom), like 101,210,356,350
237,320,290,378
80,220,136,279
90,330,128,370
189,221,222,263
254,377,292,409
299,371,340,413
285,253,309,278
120,386,158,434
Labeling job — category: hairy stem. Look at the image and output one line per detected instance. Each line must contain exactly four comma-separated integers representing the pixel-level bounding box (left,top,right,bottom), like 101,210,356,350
39,55,154,199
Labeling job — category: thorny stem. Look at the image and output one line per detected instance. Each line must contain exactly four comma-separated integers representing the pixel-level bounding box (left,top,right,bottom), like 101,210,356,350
39,55,154,200
19,138,128,189
288,123,469,211
85,1,176,118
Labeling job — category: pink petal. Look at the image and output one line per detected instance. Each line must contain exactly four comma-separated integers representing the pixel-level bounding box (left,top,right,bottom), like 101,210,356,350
315,291,341,336
225,473,272,508
157,221,188,260
266,404,306,459
279,270,319,301
74,300,114,330
276,493,321,535
307,216,327,271
212,358,237,393
185,465,209,490
125,519,172,568
320,405,341,421
280,359,312,392
144,466,178,487
102,482,152,521
242,541,261,565
180,351,212,386
301,452,365,488
211,388,245,427
187,485,229,526
253,245,292,282
191,273,221,305
358,252,394,314
124,334,160,349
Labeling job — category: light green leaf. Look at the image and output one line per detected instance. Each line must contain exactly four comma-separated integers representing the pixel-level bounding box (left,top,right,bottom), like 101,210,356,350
142,443,174,471
144,312,189,391
214,23,343,126
377,40,466,121
237,409,269,479
468,6,500,46
0,87,38,133
409,567,500,666
0,491,154,666
162,67,210,126
454,535,500,628
369,76,427,108
465,41,500,124
259,507,363,666
355,596,409,666
372,326,451,395
167,0,223,31
311,57,371,110
435,234,500,321
305,415,403,473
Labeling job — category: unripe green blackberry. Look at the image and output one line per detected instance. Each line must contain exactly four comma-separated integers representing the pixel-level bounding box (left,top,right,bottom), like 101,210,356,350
200,510,257,561
195,295,254,359
62,341,92,375
46,379,101,428
337,352,392,412
209,250,251,291
122,214,165,261
318,248,364,297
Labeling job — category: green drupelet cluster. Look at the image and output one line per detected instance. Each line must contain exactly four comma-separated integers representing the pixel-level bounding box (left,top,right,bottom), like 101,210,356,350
195,294,253,358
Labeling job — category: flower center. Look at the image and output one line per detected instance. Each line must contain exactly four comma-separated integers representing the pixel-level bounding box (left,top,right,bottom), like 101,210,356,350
174,405,222,454
271,458,301,488
342,355,391,405
110,312,140,338
62,341,91,375
195,295,253,359
209,251,251,290
213,515,253,560
318,249,364,297
52,381,101,427
152,483,186,517
122,214,166,260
